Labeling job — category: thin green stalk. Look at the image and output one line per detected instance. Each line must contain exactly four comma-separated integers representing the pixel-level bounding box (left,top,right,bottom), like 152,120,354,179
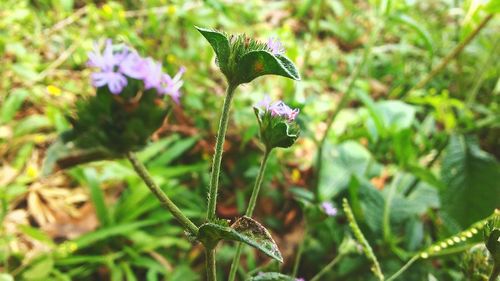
291,225,308,277
385,255,419,281
302,0,325,71
314,17,383,193
207,84,237,221
126,152,198,235
488,265,499,281
408,14,494,93
228,149,271,281
206,248,217,281
310,253,345,281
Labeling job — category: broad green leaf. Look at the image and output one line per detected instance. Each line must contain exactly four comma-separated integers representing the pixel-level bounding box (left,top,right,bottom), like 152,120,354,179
235,51,300,84
197,216,283,262
319,141,380,200
195,26,230,70
440,134,500,227
18,225,55,246
246,272,296,281
1,89,28,123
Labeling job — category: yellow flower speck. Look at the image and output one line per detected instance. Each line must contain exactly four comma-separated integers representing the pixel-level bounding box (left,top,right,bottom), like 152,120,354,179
47,85,62,96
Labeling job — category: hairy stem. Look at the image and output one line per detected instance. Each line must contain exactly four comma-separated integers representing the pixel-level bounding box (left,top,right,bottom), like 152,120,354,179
207,84,237,221
310,253,344,281
228,149,271,281
206,248,217,281
126,152,198,235
408,14,493,93
314,17,383,193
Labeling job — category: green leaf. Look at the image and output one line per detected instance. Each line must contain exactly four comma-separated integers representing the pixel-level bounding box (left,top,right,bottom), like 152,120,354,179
319,141,379,200
0,274,14,281
42,137,112,176
22,255,54,281
440,134,500,227
83,168,111,227
195,26,230,70
1,89,28,123
390,13,434,57
246,272,296,281
197,216,283,262
235,51,300,84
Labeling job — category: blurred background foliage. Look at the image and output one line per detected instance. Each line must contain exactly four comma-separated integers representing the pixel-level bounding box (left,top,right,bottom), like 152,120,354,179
0,0,499,280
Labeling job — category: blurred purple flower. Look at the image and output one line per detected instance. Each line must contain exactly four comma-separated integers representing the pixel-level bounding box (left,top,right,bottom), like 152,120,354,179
91,71,127,95
321,202,338,217
119,51,148,80
87,39,184,100
160,66,185,104
143,58,164,91
87,39,128,94
267,37,285,55
296,278,306,281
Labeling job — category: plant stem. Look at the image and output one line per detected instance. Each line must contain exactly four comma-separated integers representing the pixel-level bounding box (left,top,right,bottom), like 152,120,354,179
489,265,500,281
206,248,217,281
292,225,308,277
207,84,237,221
310,253,345,281
126,152,198,235
386,255,419,281
314,17,383,193
228,149,271,281
408,14,493,93
302,0,325,71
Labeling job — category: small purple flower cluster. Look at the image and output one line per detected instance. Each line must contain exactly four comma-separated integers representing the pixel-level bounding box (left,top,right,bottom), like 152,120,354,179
87,39,184,103
266,37,285,55
257,95,299,121
321,202,338,217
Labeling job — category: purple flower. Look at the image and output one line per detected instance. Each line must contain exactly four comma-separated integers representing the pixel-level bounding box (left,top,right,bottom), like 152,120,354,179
119,51,148,80
267,37,285,55
256,96,299,121
160,66,185,104
143,58,164,91
87,39,184,101
91,72,127,95
87,39,128,94
321,202,338,217
296,278,306,281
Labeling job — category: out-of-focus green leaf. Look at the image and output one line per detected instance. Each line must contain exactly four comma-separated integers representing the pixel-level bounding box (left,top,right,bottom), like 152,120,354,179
1,89,28,123
440,134,500,227
83,167,111,227
319,141,379,200
390,13,434,57
22,255,54,281
0,274,14,281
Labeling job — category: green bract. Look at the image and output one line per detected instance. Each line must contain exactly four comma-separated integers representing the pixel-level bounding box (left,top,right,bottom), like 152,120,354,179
254,107,300,150
197,216,283,262
196,27,300,85
43,86,170,174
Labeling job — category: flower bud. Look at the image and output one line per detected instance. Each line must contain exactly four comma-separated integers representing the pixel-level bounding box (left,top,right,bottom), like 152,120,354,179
254,96,300,150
